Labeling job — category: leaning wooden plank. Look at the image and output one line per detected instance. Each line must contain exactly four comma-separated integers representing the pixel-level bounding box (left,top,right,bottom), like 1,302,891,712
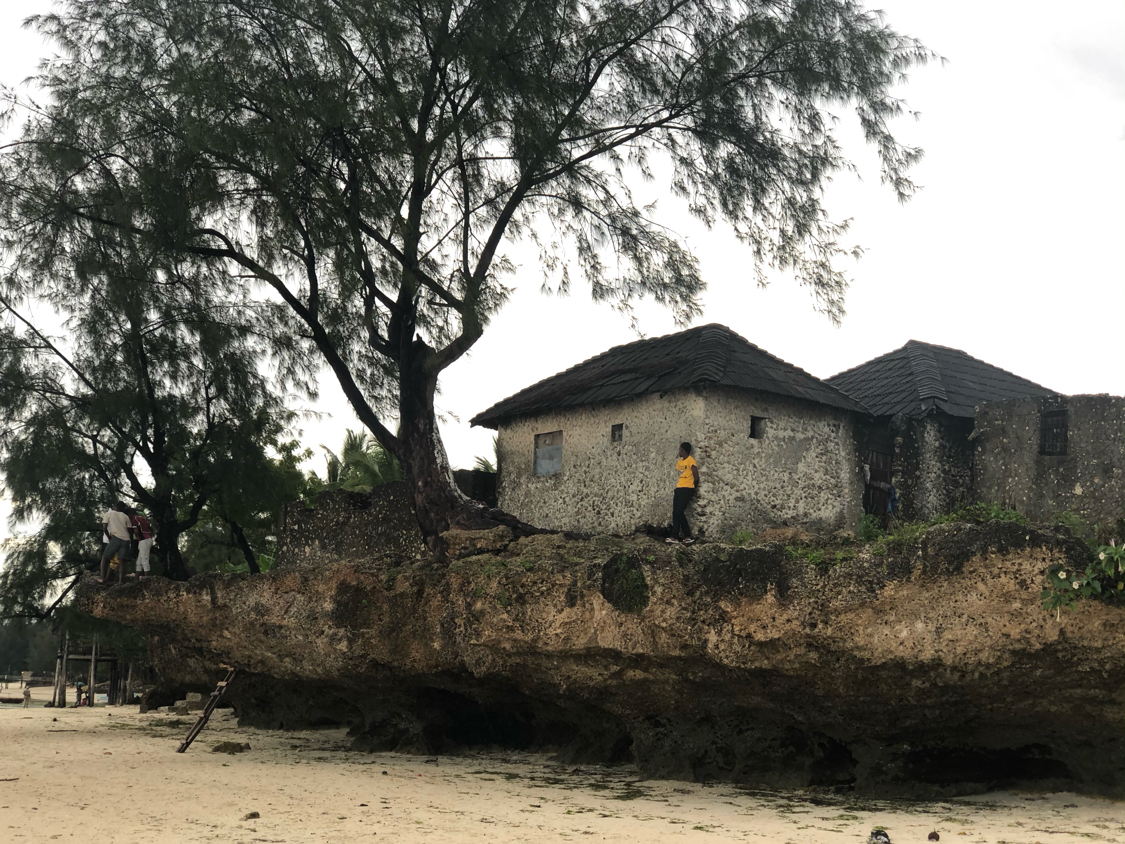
176,668,237,754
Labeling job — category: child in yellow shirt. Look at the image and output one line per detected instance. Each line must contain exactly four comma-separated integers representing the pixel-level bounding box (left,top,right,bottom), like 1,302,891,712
667,442,700,545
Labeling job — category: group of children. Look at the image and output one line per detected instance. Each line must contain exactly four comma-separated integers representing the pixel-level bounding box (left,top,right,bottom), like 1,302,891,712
97,501,155,584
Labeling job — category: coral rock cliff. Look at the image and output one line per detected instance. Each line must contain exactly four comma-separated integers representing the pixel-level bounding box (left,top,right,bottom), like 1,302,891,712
82,518,1124,797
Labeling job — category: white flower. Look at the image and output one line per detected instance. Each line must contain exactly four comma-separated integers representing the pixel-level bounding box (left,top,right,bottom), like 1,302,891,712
1072,581,1081,589
1058,571,1067,579
1099,552,1106,561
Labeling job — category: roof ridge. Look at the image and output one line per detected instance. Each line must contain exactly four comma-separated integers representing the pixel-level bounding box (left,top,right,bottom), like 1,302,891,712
692,324,733,384
714,324,837,383
907,339,1055,393
905,341,948,405
490,323,711,398
825,342,912,383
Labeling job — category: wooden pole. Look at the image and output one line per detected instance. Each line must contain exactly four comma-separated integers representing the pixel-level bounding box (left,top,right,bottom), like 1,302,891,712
113,661,124,705
124,661,134,706
58,632,69,708
50,648,61,708
86,636,97,705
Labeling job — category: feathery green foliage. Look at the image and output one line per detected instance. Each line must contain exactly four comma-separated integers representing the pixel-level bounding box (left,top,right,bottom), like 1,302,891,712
0,239,304,612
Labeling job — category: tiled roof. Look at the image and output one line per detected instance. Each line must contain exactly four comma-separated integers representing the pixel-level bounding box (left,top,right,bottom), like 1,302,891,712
471,323,866,428
825,340,1055,418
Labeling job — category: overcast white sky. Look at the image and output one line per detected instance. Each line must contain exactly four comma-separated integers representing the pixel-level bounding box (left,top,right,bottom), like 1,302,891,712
0,1,1122,545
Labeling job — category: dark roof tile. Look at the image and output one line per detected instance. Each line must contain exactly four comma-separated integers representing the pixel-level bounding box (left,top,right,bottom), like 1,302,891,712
471,324,866,428
826,340,1054,418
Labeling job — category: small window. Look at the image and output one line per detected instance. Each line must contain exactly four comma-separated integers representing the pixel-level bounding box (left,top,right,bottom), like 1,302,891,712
534,430,563,475
611,423,623,443
1039,409,1068,456
749,416,767,439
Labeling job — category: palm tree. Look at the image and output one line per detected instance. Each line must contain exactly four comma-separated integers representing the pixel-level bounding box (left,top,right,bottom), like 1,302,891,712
309,429,404,493
472,436,499,473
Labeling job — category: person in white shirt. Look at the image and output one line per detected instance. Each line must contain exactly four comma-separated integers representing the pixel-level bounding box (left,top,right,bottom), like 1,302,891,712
98,501,133,584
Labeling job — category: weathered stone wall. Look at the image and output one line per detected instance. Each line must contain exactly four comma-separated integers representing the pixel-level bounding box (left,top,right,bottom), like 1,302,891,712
452,469,497,508
696,388,863,537
496,388,862,539
275,484,426,567
496,391,705,534
974,394,1124,525
276,473,500,567
892,415,975,521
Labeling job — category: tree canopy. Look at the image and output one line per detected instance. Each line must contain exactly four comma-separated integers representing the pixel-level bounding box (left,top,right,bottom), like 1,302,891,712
0,0,933,552
0,235,302,608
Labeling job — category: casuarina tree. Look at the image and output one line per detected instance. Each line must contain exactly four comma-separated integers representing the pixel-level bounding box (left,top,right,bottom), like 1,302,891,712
0,239,294,587
0,0,933,553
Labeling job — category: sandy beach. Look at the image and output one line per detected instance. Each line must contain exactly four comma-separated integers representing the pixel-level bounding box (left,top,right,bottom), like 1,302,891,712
2,686,1122,844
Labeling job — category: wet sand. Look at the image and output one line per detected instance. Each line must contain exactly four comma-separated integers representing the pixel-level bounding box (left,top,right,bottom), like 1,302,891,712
2,686,1122,843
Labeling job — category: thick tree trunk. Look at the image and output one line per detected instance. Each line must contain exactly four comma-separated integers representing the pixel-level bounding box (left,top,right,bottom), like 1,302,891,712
397,356,471,556
228,520,261,574
395,348,540,559
155,518,189,581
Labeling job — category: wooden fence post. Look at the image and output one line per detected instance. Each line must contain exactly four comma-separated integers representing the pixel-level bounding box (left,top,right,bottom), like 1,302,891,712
87,636,98,704
58,632,69,708
50,649,61,708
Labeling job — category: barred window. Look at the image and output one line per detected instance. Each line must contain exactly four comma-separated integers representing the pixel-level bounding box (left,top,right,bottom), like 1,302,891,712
1039,410,1068,456
611,423,624,443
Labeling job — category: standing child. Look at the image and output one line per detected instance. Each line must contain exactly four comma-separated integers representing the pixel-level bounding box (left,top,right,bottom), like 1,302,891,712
667,442,700,545
126,507,154,578
22,685,31,708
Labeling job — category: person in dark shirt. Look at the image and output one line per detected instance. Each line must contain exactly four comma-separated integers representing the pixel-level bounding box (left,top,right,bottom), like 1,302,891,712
126,507,154,578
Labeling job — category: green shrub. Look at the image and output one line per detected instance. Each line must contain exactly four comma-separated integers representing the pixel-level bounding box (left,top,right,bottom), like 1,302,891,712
1041,541,1125,614
784,545,824,565
935,502,1026,526
731,530,758,547
886,520,927,546
857,514,884,541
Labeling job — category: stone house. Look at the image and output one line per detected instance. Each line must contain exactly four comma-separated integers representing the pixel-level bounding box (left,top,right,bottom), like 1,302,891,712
470,324,868,539
825,341,1056,521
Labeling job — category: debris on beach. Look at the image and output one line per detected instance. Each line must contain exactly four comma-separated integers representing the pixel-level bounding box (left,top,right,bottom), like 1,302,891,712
212,741,251,754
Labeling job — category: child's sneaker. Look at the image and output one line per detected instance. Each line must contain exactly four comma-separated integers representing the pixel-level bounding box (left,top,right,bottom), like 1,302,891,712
681,538,696,546
665,537,680,544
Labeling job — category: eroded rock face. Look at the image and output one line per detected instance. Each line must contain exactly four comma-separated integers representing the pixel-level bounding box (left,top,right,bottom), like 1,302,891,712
82,521,1124,797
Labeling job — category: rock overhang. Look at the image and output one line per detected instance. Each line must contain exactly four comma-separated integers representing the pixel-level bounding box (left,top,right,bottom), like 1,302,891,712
80,521,1125,798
